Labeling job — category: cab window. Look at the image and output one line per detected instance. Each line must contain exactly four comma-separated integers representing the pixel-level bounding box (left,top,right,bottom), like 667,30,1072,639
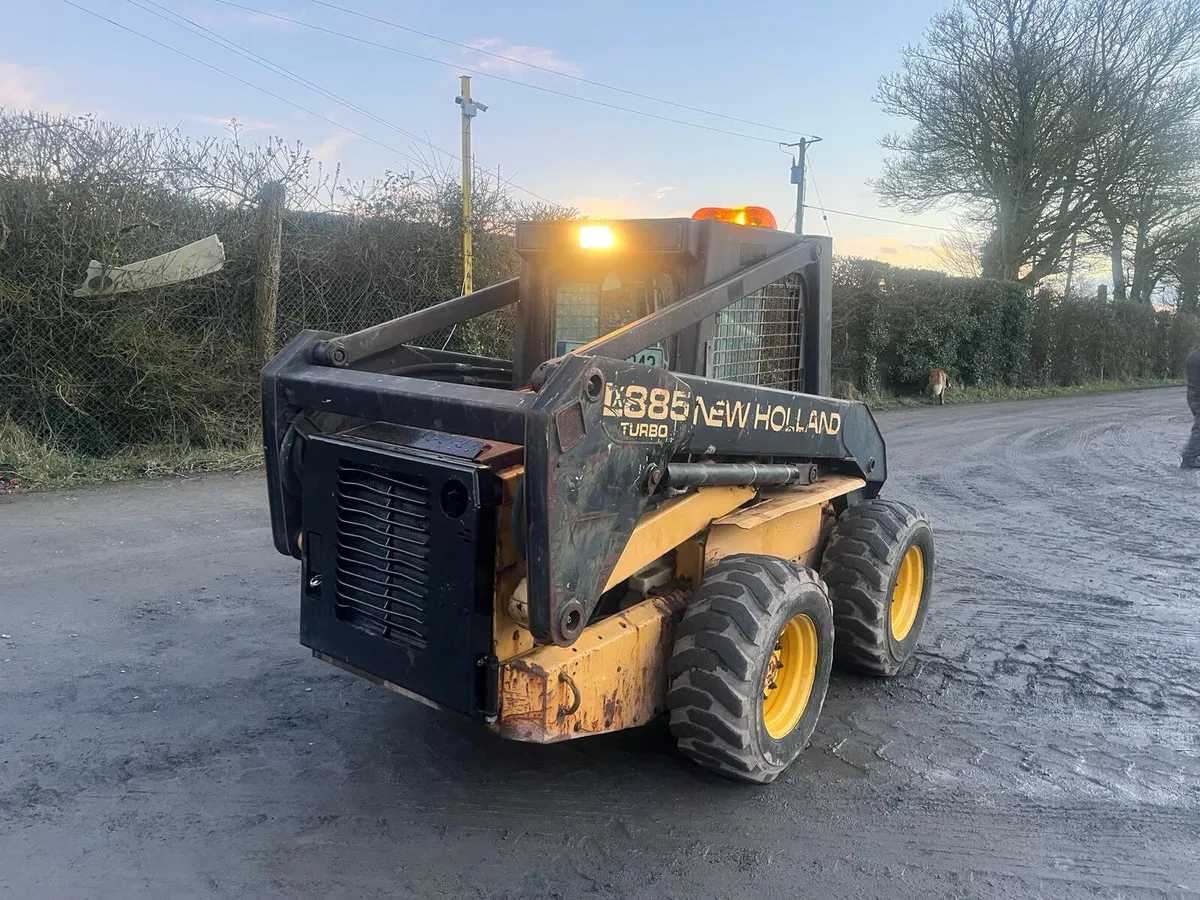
550,268,679,367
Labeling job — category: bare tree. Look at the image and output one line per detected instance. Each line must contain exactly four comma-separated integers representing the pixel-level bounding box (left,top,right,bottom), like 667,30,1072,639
876,0,1100,283
932,221,986,278
1083,0,1200,301
876,0,1200,291
1164,223,1200,311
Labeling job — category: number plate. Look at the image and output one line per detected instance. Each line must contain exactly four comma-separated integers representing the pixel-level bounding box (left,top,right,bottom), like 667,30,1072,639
557,341,667,368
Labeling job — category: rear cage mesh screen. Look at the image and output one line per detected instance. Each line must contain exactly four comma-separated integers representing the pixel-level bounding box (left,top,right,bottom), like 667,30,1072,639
710,272,804,390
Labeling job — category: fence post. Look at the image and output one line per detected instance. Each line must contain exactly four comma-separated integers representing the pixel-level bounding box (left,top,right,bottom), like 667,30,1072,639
254,181,285,363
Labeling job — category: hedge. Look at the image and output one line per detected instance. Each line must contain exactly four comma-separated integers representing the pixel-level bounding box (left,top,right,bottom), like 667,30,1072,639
2,111,1197,468
831,257,1198,393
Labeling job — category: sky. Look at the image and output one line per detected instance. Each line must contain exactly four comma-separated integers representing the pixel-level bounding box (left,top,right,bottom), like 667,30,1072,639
1,0,959,268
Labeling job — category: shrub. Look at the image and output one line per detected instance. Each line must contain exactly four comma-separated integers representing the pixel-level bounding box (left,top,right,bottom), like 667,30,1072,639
831,258,1036,392
1,110,1194,472
0,110,569,458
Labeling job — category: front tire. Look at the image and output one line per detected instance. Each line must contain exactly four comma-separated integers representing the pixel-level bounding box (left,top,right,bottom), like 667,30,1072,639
820,499,934,677
666,554,834,784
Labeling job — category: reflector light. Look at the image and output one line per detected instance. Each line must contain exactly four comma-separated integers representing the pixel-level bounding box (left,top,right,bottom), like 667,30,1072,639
691,206,778,229
579,225,616,249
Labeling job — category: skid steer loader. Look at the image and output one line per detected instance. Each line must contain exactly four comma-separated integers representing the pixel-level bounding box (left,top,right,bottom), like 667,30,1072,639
262,206,935,784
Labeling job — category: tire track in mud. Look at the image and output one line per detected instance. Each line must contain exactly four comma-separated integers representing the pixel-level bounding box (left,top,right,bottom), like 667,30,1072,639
865,388,1200,817
2,388,1198,899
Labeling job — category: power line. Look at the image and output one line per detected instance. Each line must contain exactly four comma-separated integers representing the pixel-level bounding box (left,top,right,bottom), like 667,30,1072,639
804,157,833,238
124,0,555,205
122,0,557,205
207,0,797,146
805,205,954,232
57,1,944,236
128,0,442,152
60,0,427,167
773,140,948,235
304,0,818,141
60,0,559,206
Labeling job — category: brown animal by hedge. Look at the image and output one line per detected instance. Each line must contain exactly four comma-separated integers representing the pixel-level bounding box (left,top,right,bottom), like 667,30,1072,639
928,369,949,405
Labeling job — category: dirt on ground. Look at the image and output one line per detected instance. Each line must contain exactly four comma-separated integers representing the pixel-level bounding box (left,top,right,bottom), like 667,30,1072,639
2,387,1198,899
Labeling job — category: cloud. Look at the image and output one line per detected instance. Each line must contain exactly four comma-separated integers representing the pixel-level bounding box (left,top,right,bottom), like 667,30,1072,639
465,39,581,76
0,61,66,113
311,130,356,163
0,62,38,108
834,234,944,269
650,186,678,201
186,114,278,133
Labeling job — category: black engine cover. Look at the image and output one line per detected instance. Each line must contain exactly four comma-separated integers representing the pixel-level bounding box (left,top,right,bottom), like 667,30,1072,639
298,435,499,716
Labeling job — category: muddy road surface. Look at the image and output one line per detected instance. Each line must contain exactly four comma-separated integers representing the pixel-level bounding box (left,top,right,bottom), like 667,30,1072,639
2,387,1198,899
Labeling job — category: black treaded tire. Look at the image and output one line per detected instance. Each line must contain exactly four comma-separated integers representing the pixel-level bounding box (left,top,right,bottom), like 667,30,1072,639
820,499,934,677
666,554,834,785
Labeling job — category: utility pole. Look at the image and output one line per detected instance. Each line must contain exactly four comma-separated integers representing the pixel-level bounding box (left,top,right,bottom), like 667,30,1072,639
455,75,487,294
783,137,821,235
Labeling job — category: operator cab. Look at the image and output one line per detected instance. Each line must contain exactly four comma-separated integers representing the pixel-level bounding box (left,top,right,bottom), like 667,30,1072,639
511,206,822,393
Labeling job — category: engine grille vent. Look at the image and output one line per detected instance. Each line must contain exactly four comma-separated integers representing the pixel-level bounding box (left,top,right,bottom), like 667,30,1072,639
334,460,431,648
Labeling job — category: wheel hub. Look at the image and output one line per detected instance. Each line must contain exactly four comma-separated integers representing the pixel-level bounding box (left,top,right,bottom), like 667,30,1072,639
889,544,925,641
761,613,819,740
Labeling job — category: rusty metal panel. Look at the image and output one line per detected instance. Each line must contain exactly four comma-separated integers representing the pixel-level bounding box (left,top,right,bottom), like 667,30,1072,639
497,664,549,740
495,589,688,743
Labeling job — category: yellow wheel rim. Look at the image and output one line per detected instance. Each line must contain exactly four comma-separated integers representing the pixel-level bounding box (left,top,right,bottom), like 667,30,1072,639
761,613,819,740
890,544,925,641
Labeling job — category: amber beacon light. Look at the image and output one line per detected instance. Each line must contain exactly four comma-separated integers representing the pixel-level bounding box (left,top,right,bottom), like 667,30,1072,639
578,224,616,249
691,206,778,229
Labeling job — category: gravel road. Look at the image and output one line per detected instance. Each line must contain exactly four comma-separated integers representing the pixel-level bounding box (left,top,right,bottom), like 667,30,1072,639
2,387,1198,899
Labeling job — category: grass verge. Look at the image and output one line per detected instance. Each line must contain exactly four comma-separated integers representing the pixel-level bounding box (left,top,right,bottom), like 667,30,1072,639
2,377,1187,491
863,377,1185,410
0,416,261,493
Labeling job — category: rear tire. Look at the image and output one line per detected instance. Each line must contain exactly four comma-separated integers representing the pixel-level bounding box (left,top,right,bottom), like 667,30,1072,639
666,554,834,785
820,499,934,677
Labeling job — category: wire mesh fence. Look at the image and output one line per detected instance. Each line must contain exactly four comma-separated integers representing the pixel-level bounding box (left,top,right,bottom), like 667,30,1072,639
2,110,1197,480
0,110,559,467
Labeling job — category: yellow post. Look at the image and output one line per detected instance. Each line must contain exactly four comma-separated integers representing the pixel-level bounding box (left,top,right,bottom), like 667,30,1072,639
459,75,473,295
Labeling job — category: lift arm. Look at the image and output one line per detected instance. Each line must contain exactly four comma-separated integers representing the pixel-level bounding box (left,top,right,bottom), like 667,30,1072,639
522,353,883,645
